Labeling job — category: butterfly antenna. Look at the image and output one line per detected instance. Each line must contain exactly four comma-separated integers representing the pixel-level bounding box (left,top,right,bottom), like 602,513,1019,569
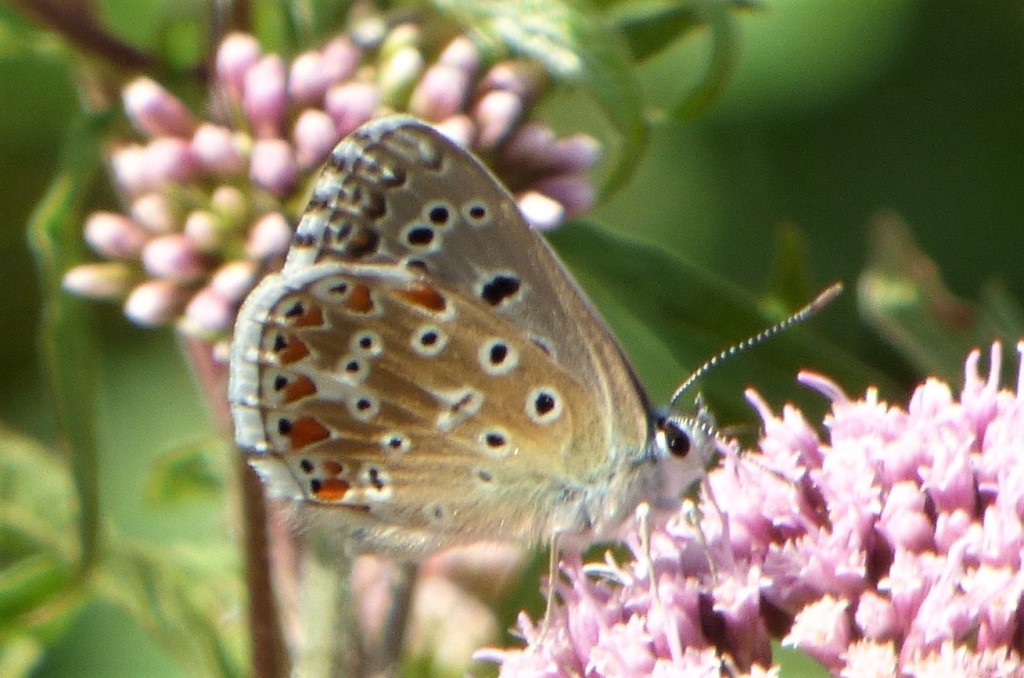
668,282,843,407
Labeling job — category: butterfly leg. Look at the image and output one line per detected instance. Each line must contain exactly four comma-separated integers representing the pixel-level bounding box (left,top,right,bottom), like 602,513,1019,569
369,560,418,675
636,502,663,613
538,532,565,640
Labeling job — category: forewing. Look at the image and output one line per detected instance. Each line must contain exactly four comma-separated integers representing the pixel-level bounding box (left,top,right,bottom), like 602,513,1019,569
284,118,650,461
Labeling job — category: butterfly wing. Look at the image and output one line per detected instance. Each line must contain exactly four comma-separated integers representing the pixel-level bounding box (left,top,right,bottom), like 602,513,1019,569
230,117,651,552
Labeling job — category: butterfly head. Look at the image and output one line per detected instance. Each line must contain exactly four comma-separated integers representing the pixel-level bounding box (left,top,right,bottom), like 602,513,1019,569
648,398,719,510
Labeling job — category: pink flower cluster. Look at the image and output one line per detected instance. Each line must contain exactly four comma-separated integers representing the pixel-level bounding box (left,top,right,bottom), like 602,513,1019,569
484,343,1024,676
64,19,600,348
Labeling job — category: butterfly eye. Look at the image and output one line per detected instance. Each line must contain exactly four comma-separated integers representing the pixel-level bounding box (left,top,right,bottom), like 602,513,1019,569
663,420,692,458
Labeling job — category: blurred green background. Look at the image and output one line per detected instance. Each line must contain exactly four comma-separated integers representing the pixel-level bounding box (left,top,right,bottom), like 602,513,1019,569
1,0,1023,675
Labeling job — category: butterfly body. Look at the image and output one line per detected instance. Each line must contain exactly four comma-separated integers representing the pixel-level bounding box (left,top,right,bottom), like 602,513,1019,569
229,117,714,557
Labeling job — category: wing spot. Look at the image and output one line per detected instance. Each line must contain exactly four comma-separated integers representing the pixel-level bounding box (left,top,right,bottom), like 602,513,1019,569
479,428,512,456
411,325,447,357
480,274,521,306
426,203,452,226
299,459,314,473
344,284,375,313
367,467,385,490
400,223,440,252
282,415,331,448
351,331,383,357
393,283,447,312
345,228,379,257
321,459,345,476
526,387,563,425
347,393,380,421
380,432,411,455
479,339,519,376
272,334,310,364
530,335,553,356
273,375,287,391
311,477,350,502
281,300,323,326
404,258,429,273
475,468,494,483
424,502,449,526
283,374,317,403
463,200,492,226
435,388,484,432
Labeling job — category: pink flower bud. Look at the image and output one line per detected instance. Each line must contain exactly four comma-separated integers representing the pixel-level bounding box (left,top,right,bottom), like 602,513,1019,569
481,61,545,100
474,90,523,149
246,212,292,260
516,191,564,230
438,36,480,73
288,51,329,105
84,211,148,258
191,123,246,176
320,36,361,84
244,55,287,138
433,115,475,149
122,77,197,138
534,175,595,219
142,234,206,280
124,279,187,326
182,210,223,252
63,262,135,299
181,286,235,336
130,193,177,234
409,64,471,121
110,144,151,196
549,134,602,173
216,32,262,104
143,137,199,184
502,123,555,165
293,109,341,168
210,260,258,302
325,82,380,138
249,138,298,196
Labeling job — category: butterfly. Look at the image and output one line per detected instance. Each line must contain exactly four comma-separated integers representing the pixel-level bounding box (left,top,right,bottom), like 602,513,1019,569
227,116,724,560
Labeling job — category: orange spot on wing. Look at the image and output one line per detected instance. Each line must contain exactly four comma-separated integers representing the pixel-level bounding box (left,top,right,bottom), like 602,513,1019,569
291,304,324,327
283,375,317,403
394,283,446,312
314,478,350,502
345,284,374,313
287,415,330,448
321,459,345,476
275,335,310,364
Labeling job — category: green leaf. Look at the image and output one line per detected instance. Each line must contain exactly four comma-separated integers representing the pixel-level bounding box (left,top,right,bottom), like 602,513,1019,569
0,426,89,657
549,220,895,423
430,0,648,198
858,212,1024,385
26,111,112,571
668,0,744,120
612,0,715,62
95,537,247,677
146,439,230,507
0,635,44,678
